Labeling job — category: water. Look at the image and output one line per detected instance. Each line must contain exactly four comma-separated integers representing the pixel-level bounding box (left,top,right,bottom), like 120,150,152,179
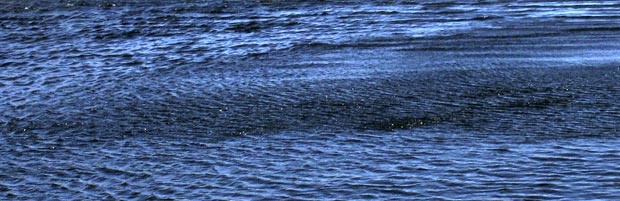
1,0,620,200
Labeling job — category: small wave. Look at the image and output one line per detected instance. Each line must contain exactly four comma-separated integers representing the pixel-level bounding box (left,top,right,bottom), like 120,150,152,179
94,29,142,40
566,26,620,32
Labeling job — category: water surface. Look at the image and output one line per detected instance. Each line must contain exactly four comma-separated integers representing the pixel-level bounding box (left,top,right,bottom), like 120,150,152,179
1,0,620,200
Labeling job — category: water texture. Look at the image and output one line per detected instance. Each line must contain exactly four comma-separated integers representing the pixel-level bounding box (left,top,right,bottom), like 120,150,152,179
1,0,620,200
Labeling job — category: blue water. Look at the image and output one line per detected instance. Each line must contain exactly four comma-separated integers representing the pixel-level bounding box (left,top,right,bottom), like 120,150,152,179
1,0,620,200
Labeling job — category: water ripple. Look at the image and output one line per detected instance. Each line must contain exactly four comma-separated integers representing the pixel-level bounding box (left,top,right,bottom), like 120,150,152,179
2,0,620,200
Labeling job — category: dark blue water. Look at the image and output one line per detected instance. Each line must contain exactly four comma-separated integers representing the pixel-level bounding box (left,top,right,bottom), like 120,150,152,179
2,0,620,200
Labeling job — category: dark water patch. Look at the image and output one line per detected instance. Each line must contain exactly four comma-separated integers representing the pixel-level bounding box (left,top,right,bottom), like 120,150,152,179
363,116,453,131
566,26,620,33
503,97,572,109
94,29,143,40
471,15,504,21
290,40,413,52
0,61,29,67
421,1,459,10
477,32,562,39
398,1,419,5
227,21,263,33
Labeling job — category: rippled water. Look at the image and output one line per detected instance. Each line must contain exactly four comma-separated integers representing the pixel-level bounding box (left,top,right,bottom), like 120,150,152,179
2,0,620,200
